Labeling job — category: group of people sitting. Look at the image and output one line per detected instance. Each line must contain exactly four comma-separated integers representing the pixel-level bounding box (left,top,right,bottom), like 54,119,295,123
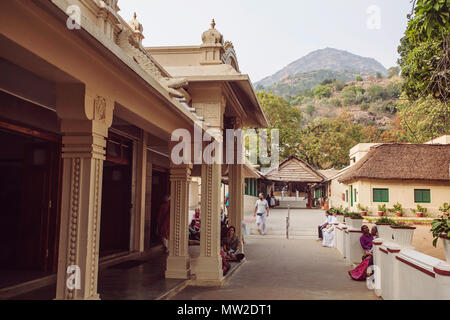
317,210,379,281
188,207,245,276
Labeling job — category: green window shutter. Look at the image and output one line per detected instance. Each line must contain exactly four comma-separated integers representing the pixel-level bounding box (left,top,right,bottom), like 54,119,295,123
373,188,389,202
345,190,348,202
354,189,357,202
415,189,430,203
245,178,249,195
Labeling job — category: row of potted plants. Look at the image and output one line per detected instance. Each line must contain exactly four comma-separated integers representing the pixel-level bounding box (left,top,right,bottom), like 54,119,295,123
359,202,449,218
373,215,450,263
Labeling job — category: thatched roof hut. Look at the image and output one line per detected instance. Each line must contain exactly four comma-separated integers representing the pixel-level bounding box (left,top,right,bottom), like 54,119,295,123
338,144,450,184
264,156,325,183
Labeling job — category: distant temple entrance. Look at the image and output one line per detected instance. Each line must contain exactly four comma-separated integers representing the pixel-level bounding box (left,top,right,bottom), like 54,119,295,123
264,156,325,208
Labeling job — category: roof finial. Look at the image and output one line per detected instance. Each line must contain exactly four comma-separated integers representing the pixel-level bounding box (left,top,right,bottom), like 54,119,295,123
211,19,216,29
133,12,137,20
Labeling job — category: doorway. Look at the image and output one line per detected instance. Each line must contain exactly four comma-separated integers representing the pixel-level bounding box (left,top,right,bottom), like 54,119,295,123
150,167,170,247
0,126,61,288
99,133,133,257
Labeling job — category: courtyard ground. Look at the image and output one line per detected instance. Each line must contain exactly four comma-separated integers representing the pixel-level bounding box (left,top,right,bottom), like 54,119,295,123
172,208,379,300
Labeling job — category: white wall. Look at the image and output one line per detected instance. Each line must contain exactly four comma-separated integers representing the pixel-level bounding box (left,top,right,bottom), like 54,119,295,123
344,179,450,216
244,195,258,216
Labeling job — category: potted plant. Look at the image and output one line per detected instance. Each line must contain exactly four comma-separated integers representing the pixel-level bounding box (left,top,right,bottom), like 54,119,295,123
357,204,369,216
390,222,416,248
375,217,396,240
388,202,404,217
411,204,427,218
439,203,449,217
348,212,364,229
377,204,387,217
331,207,344,223
431,215,450,262
342,208,350,223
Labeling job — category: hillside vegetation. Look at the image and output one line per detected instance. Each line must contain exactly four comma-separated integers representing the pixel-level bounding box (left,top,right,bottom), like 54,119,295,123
286,76,403,129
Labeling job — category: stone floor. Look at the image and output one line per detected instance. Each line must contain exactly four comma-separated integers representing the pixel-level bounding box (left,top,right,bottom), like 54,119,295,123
172,208,379,300
9,247,185,300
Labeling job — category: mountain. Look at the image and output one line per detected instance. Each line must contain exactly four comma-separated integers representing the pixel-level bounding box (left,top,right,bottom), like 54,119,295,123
255,48,387,95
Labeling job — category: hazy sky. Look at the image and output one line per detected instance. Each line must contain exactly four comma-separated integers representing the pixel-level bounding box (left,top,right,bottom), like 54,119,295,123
118,0,412,82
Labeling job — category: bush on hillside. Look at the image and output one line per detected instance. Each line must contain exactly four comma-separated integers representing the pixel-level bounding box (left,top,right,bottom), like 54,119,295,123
314,85,332,99
329,98,342,107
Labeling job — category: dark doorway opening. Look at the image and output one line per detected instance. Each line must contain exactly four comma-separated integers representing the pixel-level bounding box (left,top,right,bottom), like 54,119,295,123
99,133,133,258
0,125,61,288
150,167,169,247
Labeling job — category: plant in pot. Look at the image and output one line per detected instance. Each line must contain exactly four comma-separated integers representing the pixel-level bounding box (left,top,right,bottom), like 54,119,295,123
390,221,416,248
411,204,427,218
357,204,369,216
388,202,404,217
342,208,350,224
348,212,364,229
375,217,396,240
431,215,450,262
331,207,344,223
377,204,387,217
439,203,449,217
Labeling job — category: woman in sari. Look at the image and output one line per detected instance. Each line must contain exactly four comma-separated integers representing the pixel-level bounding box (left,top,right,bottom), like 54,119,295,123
224,226,245,262
348,225,374,280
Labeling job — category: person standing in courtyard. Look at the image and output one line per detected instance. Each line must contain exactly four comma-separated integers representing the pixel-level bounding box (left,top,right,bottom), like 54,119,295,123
254,193,269,235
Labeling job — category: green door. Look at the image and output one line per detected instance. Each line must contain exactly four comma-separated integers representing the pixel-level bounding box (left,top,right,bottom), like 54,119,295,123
350,185,353,207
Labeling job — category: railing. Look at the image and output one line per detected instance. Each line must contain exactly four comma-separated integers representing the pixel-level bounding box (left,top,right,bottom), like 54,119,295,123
286,205,290,239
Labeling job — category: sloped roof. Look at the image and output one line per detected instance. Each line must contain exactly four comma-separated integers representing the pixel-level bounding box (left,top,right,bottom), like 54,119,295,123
338,144,450,183
264,156,325,182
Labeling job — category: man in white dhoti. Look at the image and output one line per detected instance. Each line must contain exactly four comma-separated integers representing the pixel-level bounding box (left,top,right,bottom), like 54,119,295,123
322,212,338,247
254,193,269,235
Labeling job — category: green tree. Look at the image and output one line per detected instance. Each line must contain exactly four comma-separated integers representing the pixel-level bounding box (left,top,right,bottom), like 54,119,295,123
298,114,375,169
355,75,363,82
387,66,400,78
398,0,449,102
256,91,303,160
376,72,383,79
342,85,364,105
305,104,316,116
397,94,450,142
314,85,332,99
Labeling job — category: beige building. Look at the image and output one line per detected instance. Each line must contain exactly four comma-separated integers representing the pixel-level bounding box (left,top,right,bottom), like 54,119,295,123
338,143,450,216
0,0,266,299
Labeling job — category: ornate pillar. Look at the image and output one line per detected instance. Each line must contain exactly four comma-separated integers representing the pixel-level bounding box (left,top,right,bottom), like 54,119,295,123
227,120,244,251
133,131,148,252
196,162,223,283
228,163,244,249
55,85,113,300
165,163,192,279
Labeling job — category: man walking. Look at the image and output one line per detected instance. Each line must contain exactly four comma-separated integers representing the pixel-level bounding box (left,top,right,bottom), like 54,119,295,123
254,193,269,235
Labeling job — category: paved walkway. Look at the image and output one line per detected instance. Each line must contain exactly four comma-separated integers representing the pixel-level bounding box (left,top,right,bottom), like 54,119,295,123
172,209,378,300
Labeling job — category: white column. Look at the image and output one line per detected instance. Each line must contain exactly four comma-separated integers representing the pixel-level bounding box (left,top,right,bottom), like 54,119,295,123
196,163,223,283
165,164,192,279
55,87,114,300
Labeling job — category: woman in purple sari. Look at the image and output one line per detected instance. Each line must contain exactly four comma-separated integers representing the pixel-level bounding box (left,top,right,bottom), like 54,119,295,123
348,225,374,281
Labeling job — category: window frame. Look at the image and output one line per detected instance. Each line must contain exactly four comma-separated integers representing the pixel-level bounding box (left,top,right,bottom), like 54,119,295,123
414,189,431,203
373,188,389,203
